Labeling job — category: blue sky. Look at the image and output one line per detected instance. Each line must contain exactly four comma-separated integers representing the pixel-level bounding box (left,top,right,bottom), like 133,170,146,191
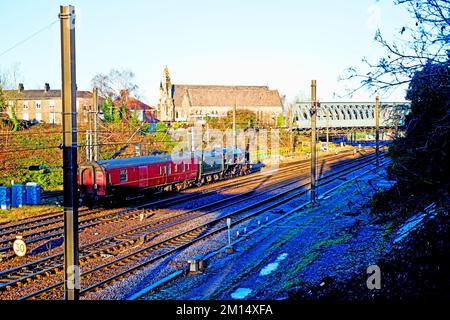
0,0,413,104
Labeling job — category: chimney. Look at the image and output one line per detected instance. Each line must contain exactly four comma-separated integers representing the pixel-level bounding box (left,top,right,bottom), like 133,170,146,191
120,89,129,98
44,83,50,92
18,83,24,93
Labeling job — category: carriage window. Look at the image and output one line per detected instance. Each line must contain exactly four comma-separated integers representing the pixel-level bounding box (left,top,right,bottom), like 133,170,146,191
182,162,185,172
174,164,178,173
168,164,171,175
119,169,128,182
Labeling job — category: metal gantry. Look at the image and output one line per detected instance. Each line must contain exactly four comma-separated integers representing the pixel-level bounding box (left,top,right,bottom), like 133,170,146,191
293,101,410,130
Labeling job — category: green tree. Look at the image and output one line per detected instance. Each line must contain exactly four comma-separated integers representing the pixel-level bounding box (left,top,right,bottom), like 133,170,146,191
0,85,6,116
388,61,450,193
102,98,123,124
277,116,285,128
128,111,141,127
0,86,20,131
9,101,20,132
208,109,257,130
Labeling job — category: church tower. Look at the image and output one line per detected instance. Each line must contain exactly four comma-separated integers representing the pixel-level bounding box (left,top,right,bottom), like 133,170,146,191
157,66,175,121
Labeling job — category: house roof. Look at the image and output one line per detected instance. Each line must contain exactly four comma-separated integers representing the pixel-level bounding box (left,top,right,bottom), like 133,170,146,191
126,97,154,110
114,95,154,111
3,89,92,100
172,85,283,108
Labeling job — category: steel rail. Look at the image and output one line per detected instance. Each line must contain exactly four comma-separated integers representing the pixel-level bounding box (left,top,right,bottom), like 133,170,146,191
18,155,385,300
0,149,373,254
0,151,376,289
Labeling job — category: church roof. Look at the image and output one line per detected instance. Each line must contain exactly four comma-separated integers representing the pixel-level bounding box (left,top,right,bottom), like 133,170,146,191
172,85,283,108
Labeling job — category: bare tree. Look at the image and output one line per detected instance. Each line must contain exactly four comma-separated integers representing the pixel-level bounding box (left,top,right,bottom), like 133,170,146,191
0,64,23,120
91,69,139,99
342,0,450,95
0,63,23,90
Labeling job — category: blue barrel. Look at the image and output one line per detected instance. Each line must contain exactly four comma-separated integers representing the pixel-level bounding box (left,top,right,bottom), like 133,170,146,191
0,186,11,210
26,182,41,205
12,184,26,208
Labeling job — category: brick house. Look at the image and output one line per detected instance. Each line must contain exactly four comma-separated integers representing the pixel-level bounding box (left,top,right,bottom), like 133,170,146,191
3,83,93,124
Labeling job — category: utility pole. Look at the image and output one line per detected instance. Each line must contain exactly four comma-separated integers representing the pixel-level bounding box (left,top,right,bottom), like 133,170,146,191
85,129,90,161
326,108,329,150
191,125,195,153
88,104,93,161
256,127,260,163
375,96,380,166
206,122,210,146
93,87,99,161
310,80,317,204
288,104,293,156
60,5,79,301
233,101,237,149
86,111,92,161
233,99,237,164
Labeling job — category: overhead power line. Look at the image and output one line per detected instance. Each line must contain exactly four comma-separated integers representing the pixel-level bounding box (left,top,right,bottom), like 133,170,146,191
0,19,58,58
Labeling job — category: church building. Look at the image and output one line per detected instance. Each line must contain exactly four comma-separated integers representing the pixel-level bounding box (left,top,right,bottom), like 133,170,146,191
157,67,284,125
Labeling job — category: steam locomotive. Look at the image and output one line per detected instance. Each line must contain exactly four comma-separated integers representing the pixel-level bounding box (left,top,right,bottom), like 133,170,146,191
78,147,252,205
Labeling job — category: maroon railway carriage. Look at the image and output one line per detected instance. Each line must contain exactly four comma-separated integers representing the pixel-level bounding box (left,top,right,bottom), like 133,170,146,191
78,154,198,203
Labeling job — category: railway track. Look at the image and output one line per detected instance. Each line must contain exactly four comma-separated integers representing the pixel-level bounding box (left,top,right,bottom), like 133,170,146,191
0,152,385,300
0,149,372,257
0,148,370,234
0,150,375,277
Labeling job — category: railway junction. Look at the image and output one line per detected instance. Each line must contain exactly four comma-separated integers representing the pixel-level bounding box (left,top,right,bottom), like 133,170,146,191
0,148,392,300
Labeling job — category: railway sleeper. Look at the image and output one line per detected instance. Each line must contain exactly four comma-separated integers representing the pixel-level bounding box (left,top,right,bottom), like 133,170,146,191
0,278,13,283
113,235,135,242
